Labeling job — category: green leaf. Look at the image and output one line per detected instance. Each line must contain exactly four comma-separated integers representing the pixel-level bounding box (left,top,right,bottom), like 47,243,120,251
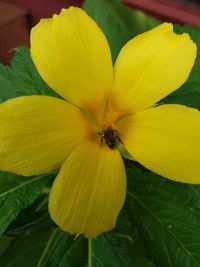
0,47,58,102
0,171,55,236
41,230,87,267
83,0,159,62
0,64,17,102
0,228,87,267
0,214,88,267
10,47,59,97
89,232,155,267
6,205,50,236
0,236,12,256
88,208,156,267
161,82,200,109
1,209,156,267
126,162,200,267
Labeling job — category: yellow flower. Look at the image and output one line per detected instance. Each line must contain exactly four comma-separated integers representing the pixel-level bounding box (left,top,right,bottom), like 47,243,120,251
0,7,199,238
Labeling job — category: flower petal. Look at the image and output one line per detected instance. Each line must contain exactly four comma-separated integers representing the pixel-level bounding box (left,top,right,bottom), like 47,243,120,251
124,104,200,183
31,7,113,107
49,141,126,238
0,96,89,176
112,23,196,113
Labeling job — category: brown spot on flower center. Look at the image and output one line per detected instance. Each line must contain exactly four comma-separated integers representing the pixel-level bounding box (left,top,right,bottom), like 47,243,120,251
98,127,123,149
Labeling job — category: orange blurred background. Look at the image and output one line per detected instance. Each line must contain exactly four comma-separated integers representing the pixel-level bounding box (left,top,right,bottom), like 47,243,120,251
1,0,200,65
0,0,83,64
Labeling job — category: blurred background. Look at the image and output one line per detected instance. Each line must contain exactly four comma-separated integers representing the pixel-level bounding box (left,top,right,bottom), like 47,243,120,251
0,0,200,65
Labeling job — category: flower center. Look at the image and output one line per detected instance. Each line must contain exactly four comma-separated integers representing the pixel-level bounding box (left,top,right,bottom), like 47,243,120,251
81,96,132,149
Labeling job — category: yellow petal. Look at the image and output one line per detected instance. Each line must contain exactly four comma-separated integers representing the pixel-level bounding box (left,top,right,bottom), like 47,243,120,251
124,104,200,184
0,96,89,176
112,23,196,113
49,141,126,238
31,7,113,108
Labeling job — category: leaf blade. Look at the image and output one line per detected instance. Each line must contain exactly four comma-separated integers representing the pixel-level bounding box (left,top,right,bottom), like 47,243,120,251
83,0,159,62
0,172,55,236
126,163,200,267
